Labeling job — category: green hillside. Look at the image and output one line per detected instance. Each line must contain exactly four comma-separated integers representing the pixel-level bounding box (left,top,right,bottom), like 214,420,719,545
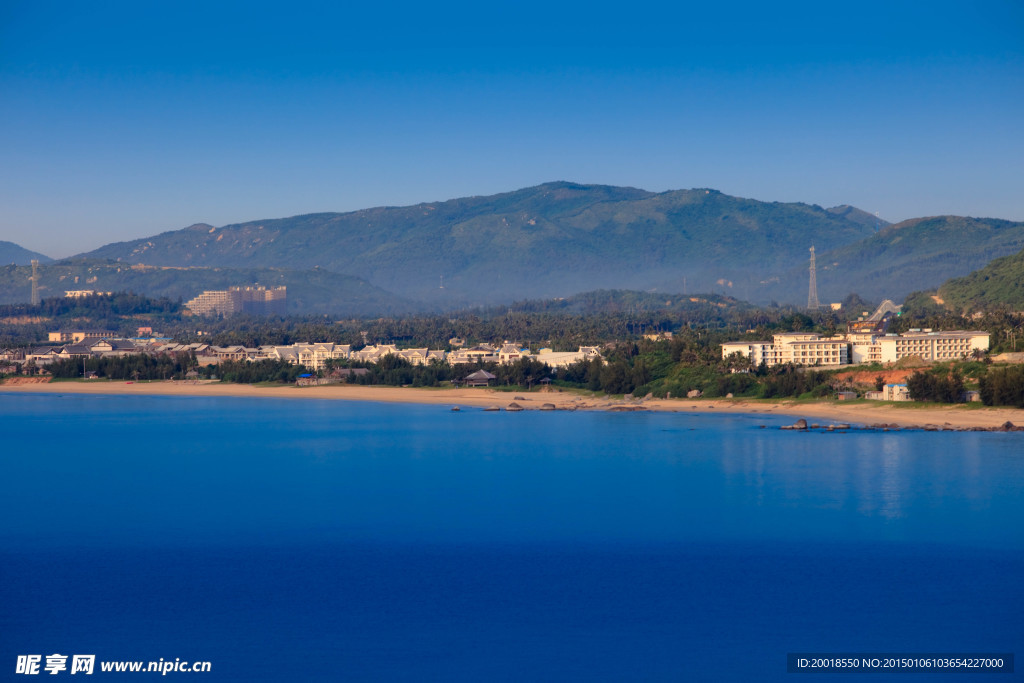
0,260,414,316
933,246,1024,312
80,182,876,305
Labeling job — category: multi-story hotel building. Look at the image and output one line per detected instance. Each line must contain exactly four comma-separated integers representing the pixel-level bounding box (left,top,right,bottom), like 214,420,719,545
185,286,287,316
871,330,989,363
722,333,848,367
722,329,988,367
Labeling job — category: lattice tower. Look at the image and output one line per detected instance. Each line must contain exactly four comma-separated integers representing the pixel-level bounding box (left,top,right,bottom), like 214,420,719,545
807,246,819,310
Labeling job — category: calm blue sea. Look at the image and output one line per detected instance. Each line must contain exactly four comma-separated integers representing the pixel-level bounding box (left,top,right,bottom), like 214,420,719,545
1,392,1022,681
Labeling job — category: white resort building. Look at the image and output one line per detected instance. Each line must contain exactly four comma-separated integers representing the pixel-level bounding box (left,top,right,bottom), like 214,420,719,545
721,333,847,367
722,329,990,368
872,330,989,363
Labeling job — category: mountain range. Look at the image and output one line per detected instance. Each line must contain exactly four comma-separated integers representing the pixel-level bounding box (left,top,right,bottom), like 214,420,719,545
76,182,881,305
5,182,1023,312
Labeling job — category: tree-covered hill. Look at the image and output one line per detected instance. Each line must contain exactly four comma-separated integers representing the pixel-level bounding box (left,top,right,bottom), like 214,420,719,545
932,246,1024,312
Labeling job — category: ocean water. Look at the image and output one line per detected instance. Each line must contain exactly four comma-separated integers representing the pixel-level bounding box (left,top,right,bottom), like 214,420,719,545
1,392,1021,681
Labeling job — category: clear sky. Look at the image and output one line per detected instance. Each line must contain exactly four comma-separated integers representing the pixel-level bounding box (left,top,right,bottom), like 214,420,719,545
1,0,1022,258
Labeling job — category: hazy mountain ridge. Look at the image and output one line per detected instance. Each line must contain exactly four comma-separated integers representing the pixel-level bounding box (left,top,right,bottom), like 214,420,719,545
826,205,890,230
48,183,1024,310
0,241,52,265
79,182,876,305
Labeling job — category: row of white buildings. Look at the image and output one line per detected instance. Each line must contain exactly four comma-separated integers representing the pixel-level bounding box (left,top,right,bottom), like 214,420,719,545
217,342,602,371
12,337,602,372
721,329,990,368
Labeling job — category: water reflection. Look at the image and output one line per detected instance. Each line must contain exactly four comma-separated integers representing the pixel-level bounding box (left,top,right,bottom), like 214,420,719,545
711,424,1022,547
1,397,1022,551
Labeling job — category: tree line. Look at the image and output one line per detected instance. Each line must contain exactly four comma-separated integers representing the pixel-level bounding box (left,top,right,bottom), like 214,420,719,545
46,353,197,381
978,365,1024,408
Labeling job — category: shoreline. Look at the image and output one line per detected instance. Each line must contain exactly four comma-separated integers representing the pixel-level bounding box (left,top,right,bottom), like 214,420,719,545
4,379,1024,429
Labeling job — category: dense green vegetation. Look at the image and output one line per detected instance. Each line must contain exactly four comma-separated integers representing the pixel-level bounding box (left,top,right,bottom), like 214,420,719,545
197,359,306,384
46,354,196,381
0,292,185,346
906,366,966,403
880,360,1024,408
0,291,181,319
321,356,555,390
978,366,1024,408
934,246,1024,312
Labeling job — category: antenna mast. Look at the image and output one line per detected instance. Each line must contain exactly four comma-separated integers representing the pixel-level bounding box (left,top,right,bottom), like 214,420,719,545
807,246,819,310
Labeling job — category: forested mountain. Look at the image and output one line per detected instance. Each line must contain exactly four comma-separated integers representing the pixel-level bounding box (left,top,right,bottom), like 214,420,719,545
79,182,877,305
0,241,51,265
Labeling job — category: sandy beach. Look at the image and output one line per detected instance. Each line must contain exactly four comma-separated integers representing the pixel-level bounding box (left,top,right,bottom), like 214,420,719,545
4,379,1024,429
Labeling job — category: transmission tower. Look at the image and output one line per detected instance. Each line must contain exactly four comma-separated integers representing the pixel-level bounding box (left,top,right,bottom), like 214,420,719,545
30,259,40,306
807,246,819,310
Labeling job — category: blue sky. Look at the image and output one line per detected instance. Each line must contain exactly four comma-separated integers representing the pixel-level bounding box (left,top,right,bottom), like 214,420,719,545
1,0,1022,257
